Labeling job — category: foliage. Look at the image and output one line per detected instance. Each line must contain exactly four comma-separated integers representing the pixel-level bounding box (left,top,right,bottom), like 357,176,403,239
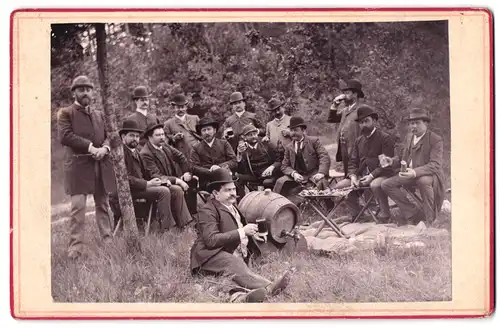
50,21,451,203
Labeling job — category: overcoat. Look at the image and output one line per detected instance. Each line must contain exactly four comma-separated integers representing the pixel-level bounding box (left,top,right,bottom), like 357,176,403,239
57,103,116,195
163,114,201,158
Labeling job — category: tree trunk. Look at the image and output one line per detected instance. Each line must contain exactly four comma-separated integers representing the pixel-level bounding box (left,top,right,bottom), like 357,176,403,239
95,23,138,236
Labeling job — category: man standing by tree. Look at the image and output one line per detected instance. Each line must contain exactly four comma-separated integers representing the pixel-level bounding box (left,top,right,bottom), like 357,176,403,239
328,79,365,178
163,94,202,159
125,85,161,148
221,91,264,152
57,75,116,259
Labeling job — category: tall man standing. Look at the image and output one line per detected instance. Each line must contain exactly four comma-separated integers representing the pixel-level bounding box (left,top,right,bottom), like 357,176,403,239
125,86,161,148
328,79,365,177
221,91,264,152
57,75,116,259
164,94,202,159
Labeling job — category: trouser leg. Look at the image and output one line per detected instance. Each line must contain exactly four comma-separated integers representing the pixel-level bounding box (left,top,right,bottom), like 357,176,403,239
93,167,112,240
169,184,192,227
184,178,199,215
68,194,87,254
134,186,176,231
370,176,391,217
416,176,435,222
381,175,419,219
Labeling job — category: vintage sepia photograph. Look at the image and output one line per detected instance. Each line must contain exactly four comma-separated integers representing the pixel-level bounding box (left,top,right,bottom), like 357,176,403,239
50,20,452,303
10,8,492,319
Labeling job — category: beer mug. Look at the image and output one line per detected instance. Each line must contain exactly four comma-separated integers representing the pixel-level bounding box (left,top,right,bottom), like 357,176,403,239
256,218,268,239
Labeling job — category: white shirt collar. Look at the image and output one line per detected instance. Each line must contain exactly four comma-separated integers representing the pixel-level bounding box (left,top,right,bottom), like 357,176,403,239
247,143,258,150
205,138,215,147
176,114,186,121
235,110,245,118
366,127,377,138
413,131,426,145
136,108,148,116
151,143,162,150
74,101,89,111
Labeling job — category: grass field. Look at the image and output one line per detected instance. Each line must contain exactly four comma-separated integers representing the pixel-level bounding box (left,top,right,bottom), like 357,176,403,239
51,210,452,303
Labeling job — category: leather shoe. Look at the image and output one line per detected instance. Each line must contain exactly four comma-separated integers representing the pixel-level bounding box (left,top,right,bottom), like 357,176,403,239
266,271,291,296
230,288,267,303
408,211,425,225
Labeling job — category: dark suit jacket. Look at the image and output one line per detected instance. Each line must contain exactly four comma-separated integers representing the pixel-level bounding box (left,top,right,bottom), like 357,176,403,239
140,141,191,185
237,141,282,177
327,102,362,162
122,146,148,193
190,198,259,271
57,103,115,195
281,136,331,177
391,130,446,215
163,114,202,158
190,138,238,177
348,128,396,178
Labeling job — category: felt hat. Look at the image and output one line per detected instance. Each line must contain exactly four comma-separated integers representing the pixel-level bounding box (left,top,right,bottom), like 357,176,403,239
143,121,164,138
70,75,94,91
288,116,307,129
119,119,144,136
341,79,365,98
196,117,219,134
267,98,283,111
132,86,151,99
229,91,245,104
407,108,431,122
355,104,379,122
206,168,238,192
171,94,189,106
240,124,259,136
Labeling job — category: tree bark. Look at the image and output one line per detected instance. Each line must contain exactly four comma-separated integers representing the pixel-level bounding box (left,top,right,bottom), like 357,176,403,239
95,23,138,235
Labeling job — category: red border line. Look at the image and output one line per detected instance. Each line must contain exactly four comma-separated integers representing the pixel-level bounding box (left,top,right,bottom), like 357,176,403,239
10,7,494,320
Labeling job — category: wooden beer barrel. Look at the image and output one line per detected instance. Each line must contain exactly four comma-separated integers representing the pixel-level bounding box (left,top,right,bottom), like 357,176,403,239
238,189,301,244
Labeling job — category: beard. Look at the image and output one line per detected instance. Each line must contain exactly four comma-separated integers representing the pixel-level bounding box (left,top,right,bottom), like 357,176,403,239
247,138,258,145
274,112,284,119
203,134,215,142
77,95,91,106
128,140,138,149
361,126,374,136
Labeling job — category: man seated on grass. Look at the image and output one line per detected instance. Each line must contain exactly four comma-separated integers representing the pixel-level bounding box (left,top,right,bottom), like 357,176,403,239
234,123,283,198
190,168,292,303
113,119,187,233
381,108,445,225
190,117,238,191
273,116,331,204
332,105,396,223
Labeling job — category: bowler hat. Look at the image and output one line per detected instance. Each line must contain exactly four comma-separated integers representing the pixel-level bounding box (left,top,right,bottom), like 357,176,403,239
143,121,164,138
341,79,365,98
206,168,238,192
171,94,189,106
241,124,259,136
288,116,307,129
407,108,431,122
119,119,144,136
70,75,94,91
132,86,150,100
229,92,245,104
355,105,379,122
196,117,219,134
267,98,283,111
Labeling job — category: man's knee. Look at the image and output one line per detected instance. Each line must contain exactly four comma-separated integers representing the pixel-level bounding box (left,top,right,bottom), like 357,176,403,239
370,177,385,190
169,184,184,197
416,175,433,188
381,177,399,192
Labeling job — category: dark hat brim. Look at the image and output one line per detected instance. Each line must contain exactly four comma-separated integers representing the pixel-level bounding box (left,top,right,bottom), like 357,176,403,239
143,123,164,137
71,83,94,91
355,113,379,122
206,176,239,192
132,94,152,99
229,98,246,105
119,128,144,135
171,100,189,106
242,127,259,136
196,121,219,134
267,103,283,111
288,123,307,129
407,115,431,122
341,87,365,98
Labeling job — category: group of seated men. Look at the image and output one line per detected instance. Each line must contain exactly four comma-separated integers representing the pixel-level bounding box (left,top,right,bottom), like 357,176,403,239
116,81,445,232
